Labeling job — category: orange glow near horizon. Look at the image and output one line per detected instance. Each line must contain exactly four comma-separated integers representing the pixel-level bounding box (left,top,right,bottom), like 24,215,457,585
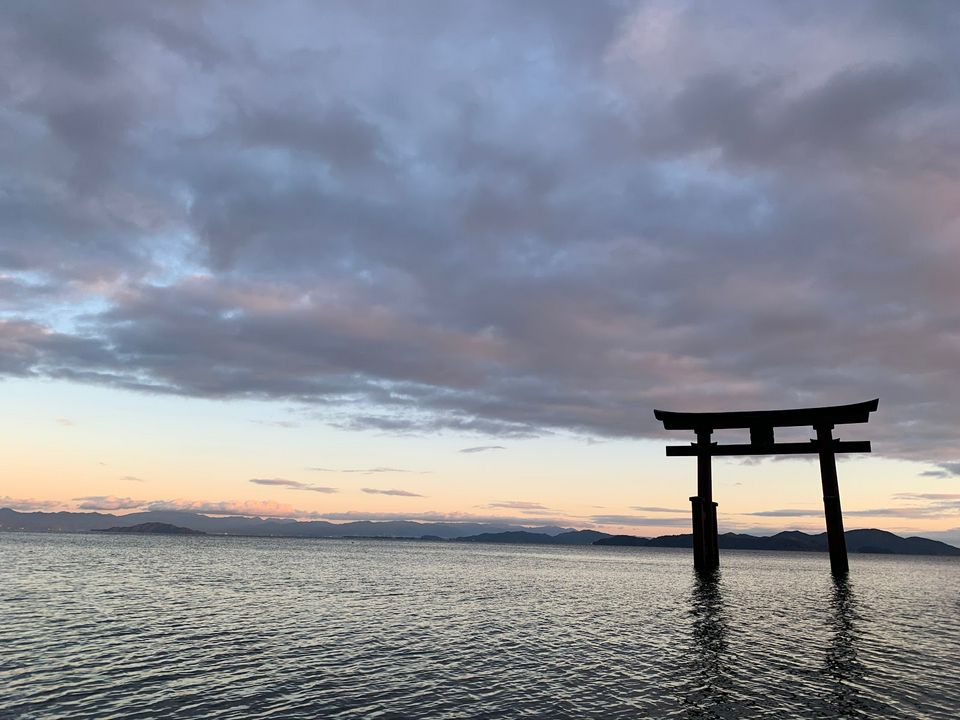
2,379,958,543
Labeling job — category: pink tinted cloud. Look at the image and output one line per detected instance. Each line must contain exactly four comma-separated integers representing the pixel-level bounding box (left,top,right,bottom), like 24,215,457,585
316,510,583,527
145,498,304,518
361,488,423,497
1,496,64,511
74,496,143,510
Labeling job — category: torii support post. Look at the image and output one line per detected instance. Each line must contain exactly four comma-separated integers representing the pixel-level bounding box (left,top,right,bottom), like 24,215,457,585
691,428,719,572
817,424,848,575
654,399,878,575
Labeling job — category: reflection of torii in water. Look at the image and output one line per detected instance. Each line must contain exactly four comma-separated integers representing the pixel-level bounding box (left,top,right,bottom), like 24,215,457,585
823,575,868,716
654,399,879,574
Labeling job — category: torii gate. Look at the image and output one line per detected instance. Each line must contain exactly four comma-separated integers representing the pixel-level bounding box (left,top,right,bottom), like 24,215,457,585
653,399,878,575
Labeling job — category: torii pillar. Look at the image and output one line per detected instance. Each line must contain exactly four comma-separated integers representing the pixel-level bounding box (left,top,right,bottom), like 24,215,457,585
690,427,719,572
654,399,878,575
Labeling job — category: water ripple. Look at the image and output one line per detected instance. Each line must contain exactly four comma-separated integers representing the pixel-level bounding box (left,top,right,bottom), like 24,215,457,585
1,533,958,719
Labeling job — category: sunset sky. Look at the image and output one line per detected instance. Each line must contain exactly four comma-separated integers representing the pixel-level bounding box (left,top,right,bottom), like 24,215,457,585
2,1,959,544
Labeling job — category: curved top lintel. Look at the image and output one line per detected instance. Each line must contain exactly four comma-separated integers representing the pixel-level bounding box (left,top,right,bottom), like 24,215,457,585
653,398,878,431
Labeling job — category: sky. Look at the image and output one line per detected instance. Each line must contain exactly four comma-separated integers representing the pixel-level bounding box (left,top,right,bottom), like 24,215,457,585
1,1,959,543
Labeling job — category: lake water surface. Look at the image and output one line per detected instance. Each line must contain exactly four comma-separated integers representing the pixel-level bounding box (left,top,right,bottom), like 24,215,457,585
2,532,958,719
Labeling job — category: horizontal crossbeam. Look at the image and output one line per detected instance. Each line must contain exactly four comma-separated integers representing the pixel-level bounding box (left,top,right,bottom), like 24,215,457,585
665,440,871,457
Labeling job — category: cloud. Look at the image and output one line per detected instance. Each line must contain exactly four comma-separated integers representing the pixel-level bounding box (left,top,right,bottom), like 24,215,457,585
630,506,687,513
485,501,549,512
843,508,944,518
460,445,506,454
748,509,824,517
3,2,960,462
0,496,63,511
73,496,143,510
55,418,75,427
250,478,306,487
894,492,960,501
121,475,145,482
919,462,960,478
590,514,691,528
315,510,578,526
749,502,960,519
249,478,338,493
361,488,424,497
885,493,960,516
145,499,305,518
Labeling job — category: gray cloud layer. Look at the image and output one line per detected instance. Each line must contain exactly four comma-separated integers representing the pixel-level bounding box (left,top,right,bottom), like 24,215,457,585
1,496,63,511
3,2,960,459
249,478,338,493
361,488,424,497
590,514,691,528
484,501,552,514
749,492,960,520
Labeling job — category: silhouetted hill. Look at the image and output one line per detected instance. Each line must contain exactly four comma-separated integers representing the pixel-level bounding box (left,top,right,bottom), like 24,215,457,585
844,528,960,555
553,529,611,545
597,534,649,547
596,529,960,556
93,522,205,535
0,508,571,539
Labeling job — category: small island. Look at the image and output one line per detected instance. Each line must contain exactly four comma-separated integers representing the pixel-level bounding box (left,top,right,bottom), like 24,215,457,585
93,522,206,536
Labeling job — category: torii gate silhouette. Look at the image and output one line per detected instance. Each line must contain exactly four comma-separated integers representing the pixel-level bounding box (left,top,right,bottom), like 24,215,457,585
653,399,878,575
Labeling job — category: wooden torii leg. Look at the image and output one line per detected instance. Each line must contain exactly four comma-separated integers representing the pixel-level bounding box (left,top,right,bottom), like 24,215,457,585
692,428,719,571
708,501,719,568
690,496,706,570
816,424,849,575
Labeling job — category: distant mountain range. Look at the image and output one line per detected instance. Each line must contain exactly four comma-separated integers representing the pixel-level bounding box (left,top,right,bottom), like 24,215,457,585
2,507,957,556
456,528,959,555
0,508,571,539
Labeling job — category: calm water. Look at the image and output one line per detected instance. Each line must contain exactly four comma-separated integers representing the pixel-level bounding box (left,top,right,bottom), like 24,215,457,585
1,533,958,719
